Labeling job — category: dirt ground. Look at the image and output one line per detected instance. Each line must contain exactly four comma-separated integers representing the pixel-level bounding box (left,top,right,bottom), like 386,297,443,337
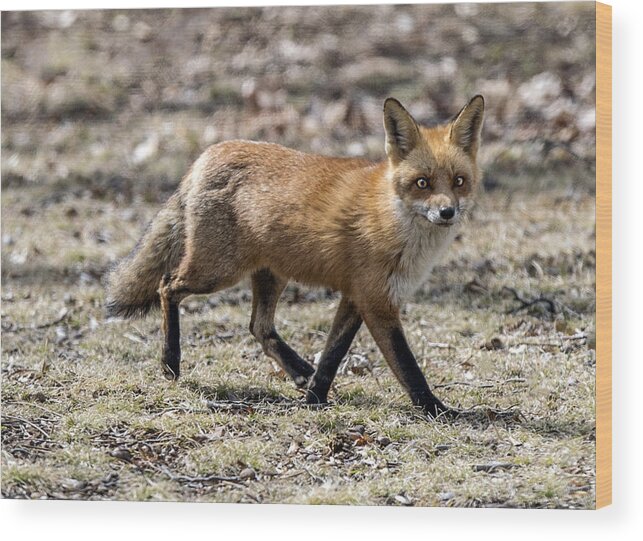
2,5,596,508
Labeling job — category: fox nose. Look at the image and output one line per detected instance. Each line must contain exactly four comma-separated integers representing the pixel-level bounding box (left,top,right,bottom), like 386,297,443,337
439,206,456,220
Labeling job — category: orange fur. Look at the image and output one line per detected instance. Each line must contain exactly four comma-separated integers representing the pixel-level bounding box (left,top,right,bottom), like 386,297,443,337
106,95,485,417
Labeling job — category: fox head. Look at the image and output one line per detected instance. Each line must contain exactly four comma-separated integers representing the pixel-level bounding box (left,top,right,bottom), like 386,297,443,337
383,95,484,227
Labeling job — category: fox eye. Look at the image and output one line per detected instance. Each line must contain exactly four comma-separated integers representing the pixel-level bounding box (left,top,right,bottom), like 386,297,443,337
416,177,430,189
454,175,466,187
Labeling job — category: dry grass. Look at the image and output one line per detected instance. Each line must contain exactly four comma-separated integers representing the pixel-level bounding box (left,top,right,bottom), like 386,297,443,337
1,188,596,508
1,5,596,508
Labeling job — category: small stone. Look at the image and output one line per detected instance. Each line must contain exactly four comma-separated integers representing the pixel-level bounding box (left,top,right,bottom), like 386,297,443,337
110,447,133,462
438,491,455,501
31,391,47,403
376,436,391,448
62,479,87,492
473,462,516,473
239,467,257,480
393,493,413,506
482,337,505,350
346,426,366,441
287,441,300,456
211,426,225,438
55,326,68,344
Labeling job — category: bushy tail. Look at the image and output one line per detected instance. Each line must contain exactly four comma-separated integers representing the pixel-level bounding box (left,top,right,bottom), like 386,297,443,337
106,194,185,319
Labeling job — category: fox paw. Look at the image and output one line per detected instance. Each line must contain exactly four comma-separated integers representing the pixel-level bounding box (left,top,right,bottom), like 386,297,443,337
304,388,329,407
423,403,458,422
294,374,311,389
304,401,331,410
161,361,180,381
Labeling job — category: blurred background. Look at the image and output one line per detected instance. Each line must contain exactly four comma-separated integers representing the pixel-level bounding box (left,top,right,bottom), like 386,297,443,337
2,2,596,208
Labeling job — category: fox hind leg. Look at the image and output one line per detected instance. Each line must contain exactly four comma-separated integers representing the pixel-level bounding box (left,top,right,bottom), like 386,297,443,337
158,268,223,381
159,273,185,381
250,269,315,387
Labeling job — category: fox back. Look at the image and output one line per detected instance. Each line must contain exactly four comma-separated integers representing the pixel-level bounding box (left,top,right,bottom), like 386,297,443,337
162,96,481,304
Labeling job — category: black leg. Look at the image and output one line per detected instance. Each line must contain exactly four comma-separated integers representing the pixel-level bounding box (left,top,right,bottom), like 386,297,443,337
361,306,449,418
306,297,362,404
162,301,181,380
250,269,315,387
160,275,181,381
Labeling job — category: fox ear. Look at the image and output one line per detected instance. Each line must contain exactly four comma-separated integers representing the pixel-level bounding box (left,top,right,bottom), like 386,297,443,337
383,98,420,161
450,95,485,155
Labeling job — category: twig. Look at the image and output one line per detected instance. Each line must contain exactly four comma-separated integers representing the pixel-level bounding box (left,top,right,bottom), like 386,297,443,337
278,470,306,480
32,309,73,329
560,333,588,341
124,333,146,344
473,462,518,473
2,415,51,439
304,468,324,484
455,403,526,423
148,406,209,418
435,378,526,390
158,465,245,486
501,378,528,384
263,469,306,480
5,401,63,417
498,333,587,349
425,342,452,349
435,381,495,390
509,335,586,348
502,286,556,315
8,445,55,455
458,403,523,414
204,399,300,414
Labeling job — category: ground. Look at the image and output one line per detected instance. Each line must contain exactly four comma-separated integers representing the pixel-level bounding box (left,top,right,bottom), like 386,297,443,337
1,188,596,507
2,5,596,508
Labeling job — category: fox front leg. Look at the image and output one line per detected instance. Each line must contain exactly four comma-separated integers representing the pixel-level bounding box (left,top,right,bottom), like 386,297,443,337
306,296,363,405
360,304,450,419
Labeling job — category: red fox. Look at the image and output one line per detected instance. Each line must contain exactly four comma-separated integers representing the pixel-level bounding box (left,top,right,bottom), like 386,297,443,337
106,95,484,418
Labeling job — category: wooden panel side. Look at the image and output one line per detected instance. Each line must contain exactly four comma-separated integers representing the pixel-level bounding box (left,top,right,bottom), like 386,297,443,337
595,0,612,510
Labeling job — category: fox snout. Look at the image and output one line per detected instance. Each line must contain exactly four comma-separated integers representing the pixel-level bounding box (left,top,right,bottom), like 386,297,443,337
417,193,462,226
424,203,460,226
439,206,456,220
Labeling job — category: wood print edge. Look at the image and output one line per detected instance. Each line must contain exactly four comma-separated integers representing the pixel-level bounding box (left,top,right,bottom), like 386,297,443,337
595,0,612,510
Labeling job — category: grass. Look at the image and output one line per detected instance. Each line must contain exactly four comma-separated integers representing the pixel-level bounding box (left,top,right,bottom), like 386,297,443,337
1,189,596,507
1,5,596,508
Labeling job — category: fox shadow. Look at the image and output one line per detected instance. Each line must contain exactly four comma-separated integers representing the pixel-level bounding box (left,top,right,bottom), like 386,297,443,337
181,380,592,441
182,379,302,410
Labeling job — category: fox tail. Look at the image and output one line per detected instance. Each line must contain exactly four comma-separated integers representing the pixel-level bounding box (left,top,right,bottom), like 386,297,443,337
105,194,184,319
